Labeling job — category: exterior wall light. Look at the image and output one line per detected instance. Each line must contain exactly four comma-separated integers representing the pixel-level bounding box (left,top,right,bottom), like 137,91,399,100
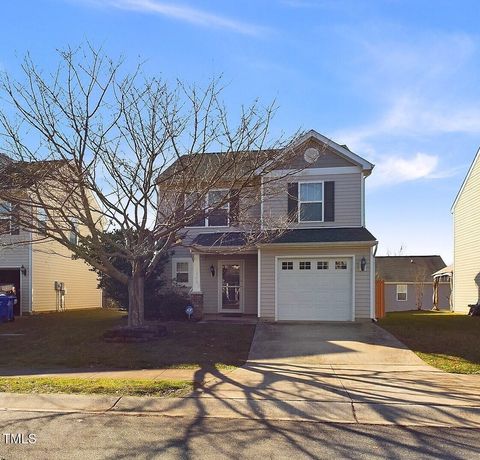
360,257,367,272
210,265,215,277
20,265,27,276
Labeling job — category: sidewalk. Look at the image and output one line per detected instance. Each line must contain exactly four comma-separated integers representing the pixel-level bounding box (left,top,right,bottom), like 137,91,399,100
1,388,480,427
1,363,480,427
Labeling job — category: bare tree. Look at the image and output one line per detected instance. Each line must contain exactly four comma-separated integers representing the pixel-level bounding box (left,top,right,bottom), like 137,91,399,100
0,45,306,328
414,265,427,310
386,244,406,256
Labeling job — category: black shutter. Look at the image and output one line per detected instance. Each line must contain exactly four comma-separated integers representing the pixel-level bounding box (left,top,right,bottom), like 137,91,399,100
324,181,335,222
176,192,185,221
287,182,298,222
229,191,240,225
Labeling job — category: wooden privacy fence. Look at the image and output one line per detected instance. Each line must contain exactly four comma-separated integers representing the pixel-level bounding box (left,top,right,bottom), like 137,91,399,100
375,279,385,319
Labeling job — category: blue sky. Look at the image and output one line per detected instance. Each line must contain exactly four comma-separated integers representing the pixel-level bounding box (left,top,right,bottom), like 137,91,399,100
2,0,480,262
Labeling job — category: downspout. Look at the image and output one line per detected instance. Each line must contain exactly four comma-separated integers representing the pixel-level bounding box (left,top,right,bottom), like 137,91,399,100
371,241,378,320
28,230,33,315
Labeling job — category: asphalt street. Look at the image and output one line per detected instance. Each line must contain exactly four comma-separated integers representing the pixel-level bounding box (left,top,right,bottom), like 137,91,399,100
0,411,478,460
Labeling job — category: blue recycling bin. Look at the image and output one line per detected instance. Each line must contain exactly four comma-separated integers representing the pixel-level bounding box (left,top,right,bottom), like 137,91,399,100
0,295,15,323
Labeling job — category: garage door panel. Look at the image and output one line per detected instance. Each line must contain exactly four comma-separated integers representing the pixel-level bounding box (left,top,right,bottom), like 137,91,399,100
277,257,352,321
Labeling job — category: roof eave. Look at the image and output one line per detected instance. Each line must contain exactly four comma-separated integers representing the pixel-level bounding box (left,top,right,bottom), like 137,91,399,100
451,147,480,213
258,240,378,248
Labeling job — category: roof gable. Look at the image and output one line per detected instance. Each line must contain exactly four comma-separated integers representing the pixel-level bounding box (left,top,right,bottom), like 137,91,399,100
452,147,480,212
292,130,374,174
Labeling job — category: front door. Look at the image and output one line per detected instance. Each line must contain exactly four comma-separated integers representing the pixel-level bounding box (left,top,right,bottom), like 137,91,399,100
219,261,244,313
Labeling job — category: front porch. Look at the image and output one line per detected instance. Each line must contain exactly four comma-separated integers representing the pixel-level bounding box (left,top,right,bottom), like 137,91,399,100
189,250,258,320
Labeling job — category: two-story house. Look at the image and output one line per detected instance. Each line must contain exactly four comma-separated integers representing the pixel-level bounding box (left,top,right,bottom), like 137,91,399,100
161,130,377,322
0,159,102,316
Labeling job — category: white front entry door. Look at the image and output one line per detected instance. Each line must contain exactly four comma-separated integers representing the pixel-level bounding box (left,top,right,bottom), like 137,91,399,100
277,257,353,321
218,261,244,313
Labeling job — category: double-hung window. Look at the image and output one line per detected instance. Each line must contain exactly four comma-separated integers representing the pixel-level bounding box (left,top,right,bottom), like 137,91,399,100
396,284,407,301
207,190,229,227
299,182,323,222
185,189,230,227
69,218,78,245
0,202,19,235
172,258,192,287
38,208,48,235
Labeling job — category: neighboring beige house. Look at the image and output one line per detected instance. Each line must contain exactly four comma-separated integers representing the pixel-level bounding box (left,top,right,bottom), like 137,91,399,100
0,161,102,315
376,256,451,311
452,148,480,313
159,130,378,321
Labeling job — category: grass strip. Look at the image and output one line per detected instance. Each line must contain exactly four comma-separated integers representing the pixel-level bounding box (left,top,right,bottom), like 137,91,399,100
0,377,193,397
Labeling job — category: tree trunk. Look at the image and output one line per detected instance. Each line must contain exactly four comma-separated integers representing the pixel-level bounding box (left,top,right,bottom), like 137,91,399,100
128,267,145,327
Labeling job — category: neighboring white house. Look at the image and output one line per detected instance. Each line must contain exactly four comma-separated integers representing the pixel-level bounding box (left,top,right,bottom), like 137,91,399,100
0,158,102,315
452,148,480,313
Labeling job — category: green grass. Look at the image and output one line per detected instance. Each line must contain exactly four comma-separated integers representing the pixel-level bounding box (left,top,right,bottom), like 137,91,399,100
379,310,480,374
0,309,255,372
0,377,192,396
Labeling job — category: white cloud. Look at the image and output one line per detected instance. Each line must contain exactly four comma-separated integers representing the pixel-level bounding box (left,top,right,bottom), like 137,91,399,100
368,152,441,188
337,96,480,150
76,0,266,36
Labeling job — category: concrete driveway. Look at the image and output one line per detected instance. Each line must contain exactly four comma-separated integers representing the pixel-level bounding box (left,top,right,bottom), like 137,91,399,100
196,322,480,426
248,322,424,365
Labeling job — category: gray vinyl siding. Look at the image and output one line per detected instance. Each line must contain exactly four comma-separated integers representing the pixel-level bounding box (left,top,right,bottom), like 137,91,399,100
286,144,357,169
385,283,451,312
259,245,372,320
0,232,32,313
453,152,480,312
262,173,362,229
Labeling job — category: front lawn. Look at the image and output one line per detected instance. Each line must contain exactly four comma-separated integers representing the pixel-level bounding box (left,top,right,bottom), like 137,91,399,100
0,309,255,372
379,311,480,374
0,377,192,397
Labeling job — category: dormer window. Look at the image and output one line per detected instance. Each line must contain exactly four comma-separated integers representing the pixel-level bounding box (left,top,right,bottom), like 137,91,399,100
299,182,323,222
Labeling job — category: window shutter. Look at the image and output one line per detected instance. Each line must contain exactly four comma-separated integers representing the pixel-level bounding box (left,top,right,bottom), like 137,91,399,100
287,182,298,222
229,191,240,225
324,181,335,222
176,192,185,220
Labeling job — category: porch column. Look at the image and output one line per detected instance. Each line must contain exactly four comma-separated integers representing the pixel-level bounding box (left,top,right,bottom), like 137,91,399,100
190,252,203,321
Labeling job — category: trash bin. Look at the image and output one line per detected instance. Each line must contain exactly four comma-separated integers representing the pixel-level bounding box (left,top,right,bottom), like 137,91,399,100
0,294,15,323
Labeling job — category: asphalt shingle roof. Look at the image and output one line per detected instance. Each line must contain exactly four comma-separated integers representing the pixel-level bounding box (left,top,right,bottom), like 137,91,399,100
375,256,446,282
191,227,377,247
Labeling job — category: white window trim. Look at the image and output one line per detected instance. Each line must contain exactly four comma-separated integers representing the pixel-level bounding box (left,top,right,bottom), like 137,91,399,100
396,284,408,301
172,257,193,287
298,181,324,223
185,189,230,229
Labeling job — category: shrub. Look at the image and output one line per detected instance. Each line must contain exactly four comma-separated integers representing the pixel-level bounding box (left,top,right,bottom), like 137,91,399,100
145,289,190,321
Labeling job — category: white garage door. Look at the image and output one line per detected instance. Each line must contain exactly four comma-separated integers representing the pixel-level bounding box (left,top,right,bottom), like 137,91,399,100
277,257,353,321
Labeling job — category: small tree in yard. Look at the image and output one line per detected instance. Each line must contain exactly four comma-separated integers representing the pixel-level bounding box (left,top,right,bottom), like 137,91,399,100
85,229,170,313
414,266,427,310
0,45,304,329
